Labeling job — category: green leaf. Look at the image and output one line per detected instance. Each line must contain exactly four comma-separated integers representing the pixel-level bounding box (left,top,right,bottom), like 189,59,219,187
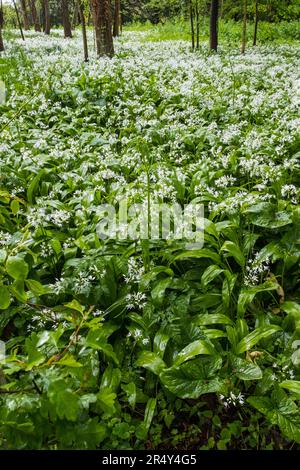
136,351,166,375
97,389,117,415
221,241,245,267
230,355,262,381
245,203,292,229
174,339,216,366
0,286,10,310
48,380,80,421
9,280,28,303
174,249,221,265
160,357,224,399
280,380,300,396
192,313,233,326
201,265,224,287
237,281,278,315
121,382,136,409
10,199,20,215
151,278,172,306
153,330,170,358
236,325,281,354
6,256,29,281
64,299,85,313
25,279,50,296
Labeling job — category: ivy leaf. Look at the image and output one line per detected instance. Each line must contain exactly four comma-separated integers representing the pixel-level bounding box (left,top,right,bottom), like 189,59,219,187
230,355,262,381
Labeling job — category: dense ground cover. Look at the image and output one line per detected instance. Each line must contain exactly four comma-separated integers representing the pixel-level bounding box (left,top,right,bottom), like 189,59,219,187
0,28,300,449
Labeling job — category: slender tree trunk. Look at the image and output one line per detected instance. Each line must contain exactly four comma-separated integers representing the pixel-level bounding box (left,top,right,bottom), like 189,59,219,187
253,0,258,46
13,0,25,40
91,0,114,58
30,0,41,32
43,0,50,34
210,0,219,51
113,0,120,37
72,0,79,28
79,0,88,61
0,3,4,52
20,0,30,30
241,0,247,54
220,0,224,19
195,0,200,49
189,0,195,50
62,0,72,38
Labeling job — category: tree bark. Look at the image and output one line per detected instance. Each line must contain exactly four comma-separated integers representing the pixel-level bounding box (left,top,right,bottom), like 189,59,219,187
113,0,120,37
91,0,114,58
20,0,30,30
13,0,25,40
241,0,247,54
210,0,219,51
62,0,72,38
189,0,195,50
79,0,88,61
195,0,200,49
30,0,41,32
0,3,4,52
253,0,258,46
43,0,50,35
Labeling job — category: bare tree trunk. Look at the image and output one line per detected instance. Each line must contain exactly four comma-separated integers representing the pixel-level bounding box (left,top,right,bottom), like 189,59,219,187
43,0,50,34
0,2,4,52
210,0,219,51
189,0,195,50
241,0,247,54
30,0,41,32
62,0,72,38
20,0,30,30
79,0,88,61
113,0,120,37
253,0,258,46
195,0,200,49
72,0,80,28
13,0,25,40
91,0,114,58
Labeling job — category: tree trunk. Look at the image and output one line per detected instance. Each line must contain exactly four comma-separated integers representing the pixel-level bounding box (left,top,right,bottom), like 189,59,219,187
195,0,200,49
79,0,88,61
241,0,247,54
30,0,41,32
253,0,258,46
0,4,4,52
20,0,30,30
210,0,219,51
91,0,114,58
62,0,72,38
43,0,50,34
72,0,80,28
189,0,195,50
113,0,120,37
13,0,25,40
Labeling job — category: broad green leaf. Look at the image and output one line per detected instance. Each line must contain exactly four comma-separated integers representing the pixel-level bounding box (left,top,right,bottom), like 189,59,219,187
221,241,245,267
230,355,262,381
97,389,117,415
0,286,10,310
174,339,216,366
136,351,166,375
237,281,278,315
6,256,29,281
153,330,170,358
280,380,300,396
25,279,50,296
121,382,136,409
160,356,224,399
236,325,282,354
193,313,233,326
201,265,224,287
174,249,221,265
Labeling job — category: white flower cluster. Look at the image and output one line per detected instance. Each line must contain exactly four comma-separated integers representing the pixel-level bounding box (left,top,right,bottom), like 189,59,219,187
244,255,270,286
219,392,245,408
